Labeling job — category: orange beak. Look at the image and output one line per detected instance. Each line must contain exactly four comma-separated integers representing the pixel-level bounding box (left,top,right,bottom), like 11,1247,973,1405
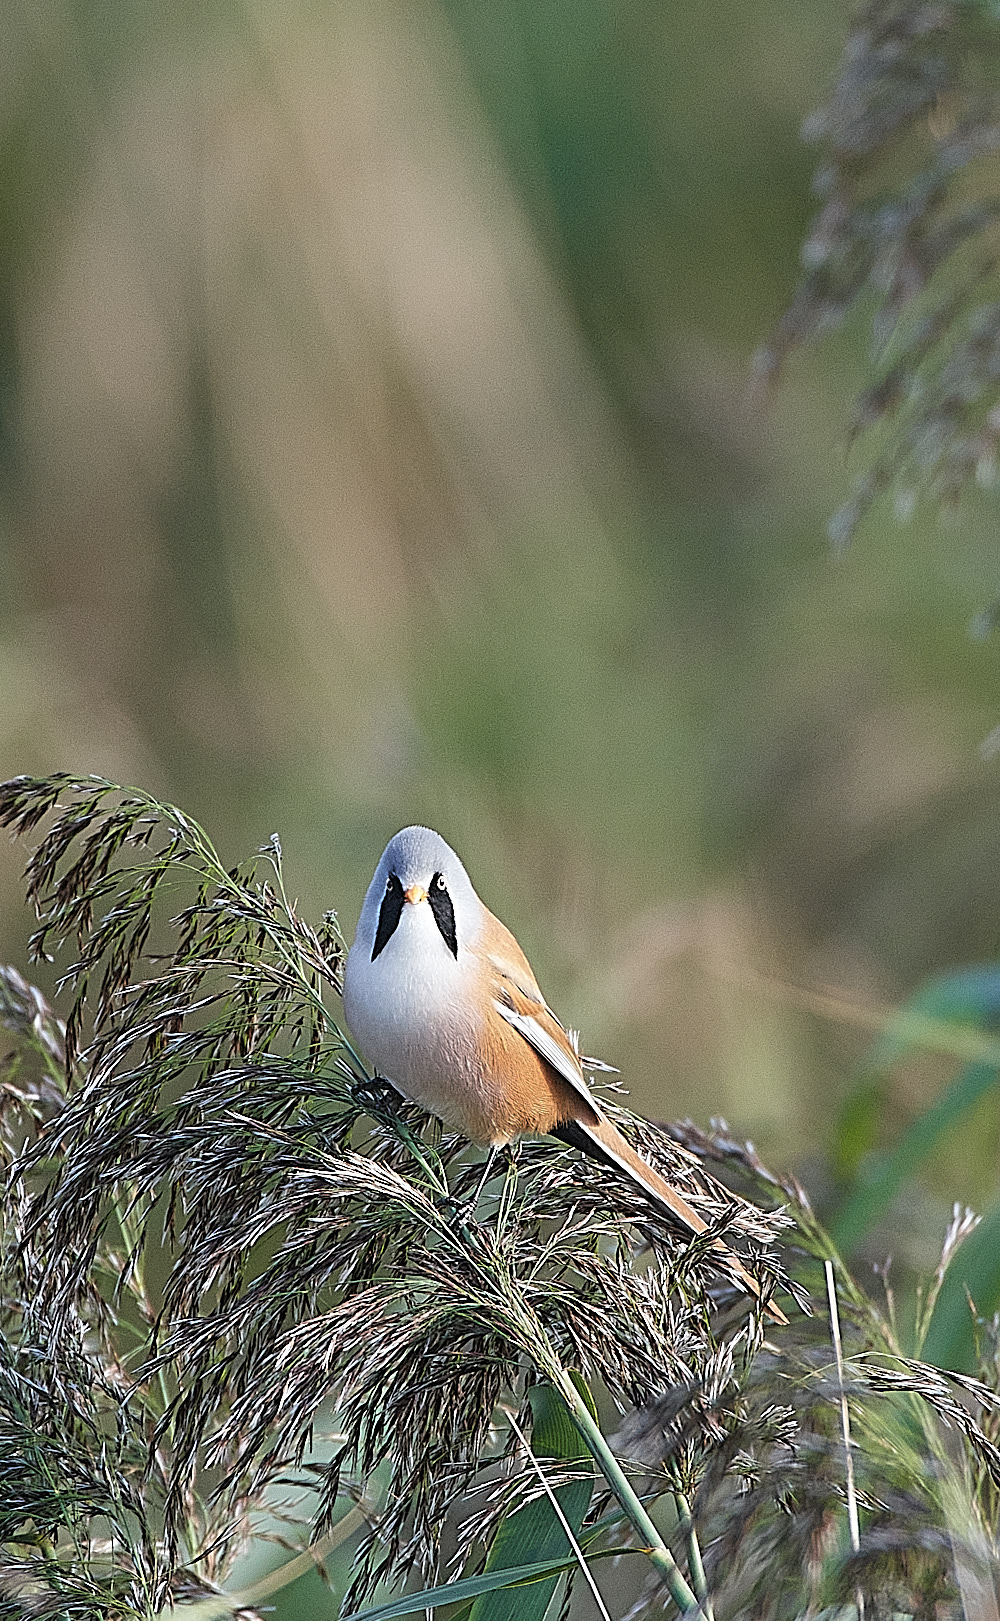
403,884,429,906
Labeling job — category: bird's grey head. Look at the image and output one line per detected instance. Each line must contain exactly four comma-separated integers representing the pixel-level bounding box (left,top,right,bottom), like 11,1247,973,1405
354,826,482,964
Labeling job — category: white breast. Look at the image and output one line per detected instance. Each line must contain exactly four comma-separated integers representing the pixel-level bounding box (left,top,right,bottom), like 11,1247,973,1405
342,898,484,1128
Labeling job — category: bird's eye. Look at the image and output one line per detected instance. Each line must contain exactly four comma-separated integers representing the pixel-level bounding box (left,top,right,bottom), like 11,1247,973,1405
433,872,446,890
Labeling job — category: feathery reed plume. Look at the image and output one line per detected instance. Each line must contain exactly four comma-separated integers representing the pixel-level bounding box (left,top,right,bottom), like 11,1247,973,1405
5,775,1000,1618
0,775,787,1616
760,0,1000,548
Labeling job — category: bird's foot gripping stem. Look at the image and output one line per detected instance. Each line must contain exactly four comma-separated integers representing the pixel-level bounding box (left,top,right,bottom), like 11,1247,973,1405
352,1072,401,1119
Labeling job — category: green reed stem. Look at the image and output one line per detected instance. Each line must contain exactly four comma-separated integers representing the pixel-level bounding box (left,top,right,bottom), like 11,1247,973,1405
554,1370,701,1616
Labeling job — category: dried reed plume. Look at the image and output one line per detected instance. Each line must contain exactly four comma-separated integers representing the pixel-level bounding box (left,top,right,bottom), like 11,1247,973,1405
760,0,1000,552
1,774,999,1620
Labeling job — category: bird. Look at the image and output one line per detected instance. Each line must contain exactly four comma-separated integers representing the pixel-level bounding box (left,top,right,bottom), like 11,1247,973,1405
342,824,786,1324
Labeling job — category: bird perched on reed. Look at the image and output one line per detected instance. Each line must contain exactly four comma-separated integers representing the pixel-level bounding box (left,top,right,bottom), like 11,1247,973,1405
344,824,785,1323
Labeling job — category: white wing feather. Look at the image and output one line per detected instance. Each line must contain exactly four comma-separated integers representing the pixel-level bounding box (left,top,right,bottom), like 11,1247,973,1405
492,999,601,1118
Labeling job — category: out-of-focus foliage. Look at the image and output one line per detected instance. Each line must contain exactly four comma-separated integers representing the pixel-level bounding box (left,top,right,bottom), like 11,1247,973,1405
763,0,1000,548
828,959,1000,1369
833,962,1000,1251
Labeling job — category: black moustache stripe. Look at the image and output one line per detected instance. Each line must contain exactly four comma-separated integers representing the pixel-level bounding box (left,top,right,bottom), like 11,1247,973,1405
429,877,458,957
372,872,404,960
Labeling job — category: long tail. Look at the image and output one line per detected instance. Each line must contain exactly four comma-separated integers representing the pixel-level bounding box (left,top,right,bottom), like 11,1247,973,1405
552,1114,787,1326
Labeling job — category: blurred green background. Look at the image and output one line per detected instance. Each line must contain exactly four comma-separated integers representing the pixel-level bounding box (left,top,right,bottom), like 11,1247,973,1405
3,0,1000,1283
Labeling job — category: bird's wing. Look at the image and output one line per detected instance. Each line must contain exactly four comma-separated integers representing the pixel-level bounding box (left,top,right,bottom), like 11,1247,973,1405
491,995,601,1120
482,910,603,1123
